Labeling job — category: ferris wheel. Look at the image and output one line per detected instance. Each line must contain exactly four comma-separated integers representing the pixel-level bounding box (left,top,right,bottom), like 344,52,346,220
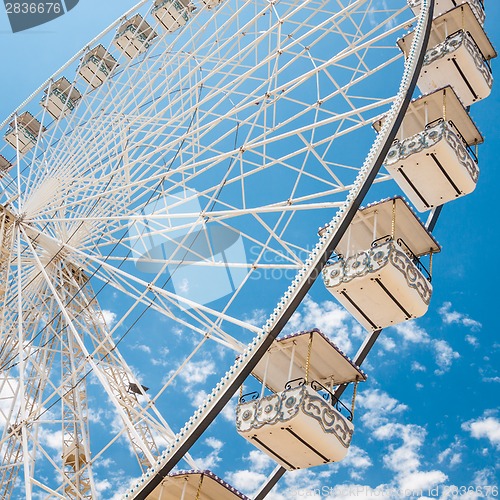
0,0,493,498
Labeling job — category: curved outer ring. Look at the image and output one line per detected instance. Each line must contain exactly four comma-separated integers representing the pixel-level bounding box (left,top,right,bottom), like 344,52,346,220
127,0,436,498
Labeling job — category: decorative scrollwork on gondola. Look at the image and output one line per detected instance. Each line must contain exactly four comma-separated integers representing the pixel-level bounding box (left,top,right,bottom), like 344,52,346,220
371,235,392,248
390,245,432,304
284,377,306,391
385,120,479,184
239,391,259,404
236,385,354,448
322,240,392,287
301,391,353,447
423,30,492,88
386,121,444,163
310,379,332,404
310,380,354,421
444,124,480,182
323,239,432,305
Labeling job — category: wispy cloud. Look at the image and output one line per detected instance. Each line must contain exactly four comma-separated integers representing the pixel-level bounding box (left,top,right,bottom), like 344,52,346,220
131,343,152,354
438,439,463,467
358,388,449,493
386,320,459,374
372,420,448,493
220,394,237,421
191,389,208,408
398,470,448,493
439,302,482,331
411,361,426,372
226,470,268,497
432,339,460,375
245,449,275,472
194,436,224,470
373,423,426,473
95,479,112,494
39,428,63,452
179,359,216,384
286,295,356,353
393,322,430,344
462,413,500,449
100,309,117,328
340,446,373,480
358,388,408,429
465,335,479,347
243,308,267,327
378,335,397,351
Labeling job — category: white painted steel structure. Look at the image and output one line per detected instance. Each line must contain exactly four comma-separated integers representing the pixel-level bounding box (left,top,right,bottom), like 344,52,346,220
0,0,444,498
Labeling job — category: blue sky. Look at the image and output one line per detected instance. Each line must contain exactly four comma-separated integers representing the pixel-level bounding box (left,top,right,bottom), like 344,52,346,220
0,1,498,499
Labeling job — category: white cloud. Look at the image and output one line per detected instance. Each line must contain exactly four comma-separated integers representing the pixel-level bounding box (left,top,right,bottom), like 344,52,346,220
227,470,267,496
286,296,354,353
205,436,223,451
40,428,63,452
191,389,208,408
378,335,396,351
101,309,117,328
432,339,459,374
106,481,136,500
282,468,322,493
438,302,481,331
357,388,452,495
393,321,430,344
373,423,425,474
462,415,500,448
95,479,112,493
371,422,450,494
0,376,20,431
434,468,499,500
228,452,323,498
132,343,151,354
151,346,170,367
179,359,216,385
358,389,408,429
171,326,183,336
244,308,267,327
411,361,426,372
327,484,393,500
472,467,497,487
220,395,237,421
438,440,462,467
398,470,447,492
88,407,109,426
388,321,459,375
177,277,189,293
95,457,115,469
341,446,373,480
384,320,461,377
245,449,274,472
465,335,479,347
194,437,224,470
343,445,372,469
